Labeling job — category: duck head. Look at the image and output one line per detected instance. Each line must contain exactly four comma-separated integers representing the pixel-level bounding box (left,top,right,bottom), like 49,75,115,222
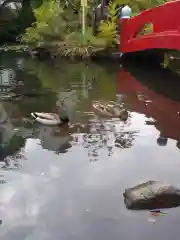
60,115,69,123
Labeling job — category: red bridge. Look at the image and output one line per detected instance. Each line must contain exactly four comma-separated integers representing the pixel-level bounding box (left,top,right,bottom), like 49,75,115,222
120,0,180,54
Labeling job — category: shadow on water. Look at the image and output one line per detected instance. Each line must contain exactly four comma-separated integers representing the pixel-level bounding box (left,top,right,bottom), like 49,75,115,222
1,51,180,239
121,61,180,102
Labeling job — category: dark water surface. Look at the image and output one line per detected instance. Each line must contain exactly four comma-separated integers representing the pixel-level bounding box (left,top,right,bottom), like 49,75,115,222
1,51,180,239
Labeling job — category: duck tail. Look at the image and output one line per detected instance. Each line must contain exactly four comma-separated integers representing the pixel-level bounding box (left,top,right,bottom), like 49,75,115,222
31,112,38,119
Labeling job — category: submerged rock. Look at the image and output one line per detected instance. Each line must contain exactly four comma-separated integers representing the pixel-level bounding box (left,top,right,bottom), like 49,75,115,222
123,181,180,210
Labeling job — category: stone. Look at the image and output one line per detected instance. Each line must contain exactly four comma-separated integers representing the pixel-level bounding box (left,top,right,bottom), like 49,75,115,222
123,180,180,210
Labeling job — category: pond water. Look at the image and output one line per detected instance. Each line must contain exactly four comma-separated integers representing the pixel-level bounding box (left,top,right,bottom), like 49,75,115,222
1,51,180,240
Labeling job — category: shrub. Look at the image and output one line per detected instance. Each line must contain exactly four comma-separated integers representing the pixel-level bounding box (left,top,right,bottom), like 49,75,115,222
21,0,65,46
98,1,119,48
21,0,170,58
97,0,169,48
60,27,107,58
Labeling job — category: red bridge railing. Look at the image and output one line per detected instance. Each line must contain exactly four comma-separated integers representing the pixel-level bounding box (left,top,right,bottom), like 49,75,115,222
120,0,180,53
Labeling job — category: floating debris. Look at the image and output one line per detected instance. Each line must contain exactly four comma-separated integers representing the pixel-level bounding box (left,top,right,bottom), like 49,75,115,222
147,209,168,223
150,209,168,216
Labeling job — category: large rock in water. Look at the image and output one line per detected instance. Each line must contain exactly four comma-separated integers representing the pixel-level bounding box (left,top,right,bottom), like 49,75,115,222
123,181,180,210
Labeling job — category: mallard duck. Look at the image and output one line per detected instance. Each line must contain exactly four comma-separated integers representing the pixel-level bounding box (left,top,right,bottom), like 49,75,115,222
31,112,69,126
93,102,128,120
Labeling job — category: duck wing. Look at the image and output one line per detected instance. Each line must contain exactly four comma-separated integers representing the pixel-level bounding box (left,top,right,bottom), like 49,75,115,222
34,112,58,120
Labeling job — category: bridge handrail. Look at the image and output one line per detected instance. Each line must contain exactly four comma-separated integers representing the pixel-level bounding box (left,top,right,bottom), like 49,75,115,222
120,0,180,47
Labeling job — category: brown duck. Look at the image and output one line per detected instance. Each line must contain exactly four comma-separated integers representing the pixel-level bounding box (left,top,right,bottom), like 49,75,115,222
93,102,128,120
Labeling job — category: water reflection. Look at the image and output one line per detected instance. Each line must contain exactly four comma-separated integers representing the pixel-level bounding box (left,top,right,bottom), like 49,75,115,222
71,114,138,162
37,125,72,153
1,52,180,162
1,52,180,239
117,67,180,148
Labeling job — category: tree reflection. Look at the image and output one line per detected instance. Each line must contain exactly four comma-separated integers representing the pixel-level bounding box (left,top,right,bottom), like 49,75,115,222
0,100,28,170
176,141,180,149
0,132,26,170
115,131,136,149
22,58,118,101
157,134,168,147
71,116,137,162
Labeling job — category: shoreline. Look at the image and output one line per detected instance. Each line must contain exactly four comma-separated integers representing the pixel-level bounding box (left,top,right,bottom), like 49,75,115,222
0,44,122,62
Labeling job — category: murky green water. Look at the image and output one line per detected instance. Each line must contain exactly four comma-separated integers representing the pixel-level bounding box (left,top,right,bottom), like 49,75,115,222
1,51,180,240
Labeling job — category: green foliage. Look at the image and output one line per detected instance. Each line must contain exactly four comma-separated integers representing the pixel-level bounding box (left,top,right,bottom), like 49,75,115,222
98,1,119,48
61,28,107,58
161,51,180,74
21,0,107,57
20,0,170,58
0,0,170,47
137,22,153,36
21,0,86,47
21,0,65,46
0,0,35,43
97,0,168,48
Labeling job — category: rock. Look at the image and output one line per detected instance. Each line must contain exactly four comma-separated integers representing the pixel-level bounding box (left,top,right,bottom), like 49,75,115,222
123,180,180,210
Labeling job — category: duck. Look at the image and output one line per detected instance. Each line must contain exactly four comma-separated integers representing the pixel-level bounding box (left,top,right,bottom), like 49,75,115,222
31,112,69,126
93,102,128,120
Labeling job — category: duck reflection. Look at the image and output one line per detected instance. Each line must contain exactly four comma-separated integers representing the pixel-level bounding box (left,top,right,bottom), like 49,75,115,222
36,124,72,154
117,67,180,147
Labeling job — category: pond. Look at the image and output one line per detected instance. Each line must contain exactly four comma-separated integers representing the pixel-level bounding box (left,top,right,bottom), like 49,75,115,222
1,51,180,240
